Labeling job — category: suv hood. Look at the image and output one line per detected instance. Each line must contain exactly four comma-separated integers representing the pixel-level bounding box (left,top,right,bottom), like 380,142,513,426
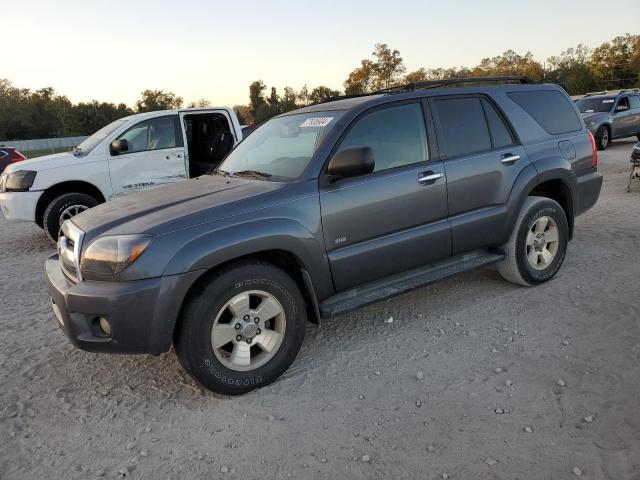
580,112,608,123
3,152,77,174
72,174,286,239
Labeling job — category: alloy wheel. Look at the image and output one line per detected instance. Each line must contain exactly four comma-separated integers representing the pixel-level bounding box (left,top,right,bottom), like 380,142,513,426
526,216,560,270
210,290,286,371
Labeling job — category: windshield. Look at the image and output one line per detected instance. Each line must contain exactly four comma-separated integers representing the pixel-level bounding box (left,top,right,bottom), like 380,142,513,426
576,97,615,114
74,118,129,155
217,111,344,180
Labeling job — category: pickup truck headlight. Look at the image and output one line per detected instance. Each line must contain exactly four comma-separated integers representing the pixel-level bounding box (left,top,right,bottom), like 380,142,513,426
80,235,152,280
0,170,36,192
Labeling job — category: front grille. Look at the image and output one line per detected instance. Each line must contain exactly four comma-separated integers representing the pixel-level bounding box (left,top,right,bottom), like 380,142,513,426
58,221,85,283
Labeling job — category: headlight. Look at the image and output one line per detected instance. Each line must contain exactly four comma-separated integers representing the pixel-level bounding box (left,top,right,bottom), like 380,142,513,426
80,235,152,280
586,121,596,128
1,170,36,192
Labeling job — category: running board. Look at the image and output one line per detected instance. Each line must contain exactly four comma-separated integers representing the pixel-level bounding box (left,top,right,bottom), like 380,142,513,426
319,250,504,318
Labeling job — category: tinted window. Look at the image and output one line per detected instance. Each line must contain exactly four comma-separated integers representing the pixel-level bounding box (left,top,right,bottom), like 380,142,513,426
0,151,7,159
338,103,428,172
116,116,177,154
434,97,491,157
482,99,515,148
576,96,615,113
508,90,581,134
616,97,630,111
630,96,640,109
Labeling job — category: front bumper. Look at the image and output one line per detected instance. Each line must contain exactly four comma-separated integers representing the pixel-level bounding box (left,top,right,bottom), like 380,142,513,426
0,190,41,222
575,169,603,216
45,254,203,354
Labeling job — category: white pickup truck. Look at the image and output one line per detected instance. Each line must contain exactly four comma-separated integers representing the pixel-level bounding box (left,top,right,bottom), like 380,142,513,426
0,107,242,240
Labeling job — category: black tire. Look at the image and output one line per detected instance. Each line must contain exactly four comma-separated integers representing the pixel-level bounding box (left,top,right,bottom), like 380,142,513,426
42,193,99,242
175,261,306,395
595,125,609,150
497,196,569,287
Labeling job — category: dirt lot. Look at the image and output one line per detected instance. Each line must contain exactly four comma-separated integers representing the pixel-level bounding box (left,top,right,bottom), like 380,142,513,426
1,139,639,480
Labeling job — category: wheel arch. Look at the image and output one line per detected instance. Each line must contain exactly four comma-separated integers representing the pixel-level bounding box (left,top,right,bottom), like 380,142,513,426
503,160,576,247
35,180,106,227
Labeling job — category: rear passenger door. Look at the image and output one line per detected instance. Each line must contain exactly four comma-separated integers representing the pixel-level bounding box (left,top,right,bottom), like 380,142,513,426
429,95,530,255
320,101,451,292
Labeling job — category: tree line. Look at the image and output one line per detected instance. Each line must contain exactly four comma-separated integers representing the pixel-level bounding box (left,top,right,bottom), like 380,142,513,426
1,33,638,141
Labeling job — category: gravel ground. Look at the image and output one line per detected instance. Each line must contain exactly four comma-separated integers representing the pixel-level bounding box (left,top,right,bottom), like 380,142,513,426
1,138,639,480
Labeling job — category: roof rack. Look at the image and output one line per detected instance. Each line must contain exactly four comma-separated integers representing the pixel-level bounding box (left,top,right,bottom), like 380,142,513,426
325,76,532,103
583,88,640,97
372,75,531,95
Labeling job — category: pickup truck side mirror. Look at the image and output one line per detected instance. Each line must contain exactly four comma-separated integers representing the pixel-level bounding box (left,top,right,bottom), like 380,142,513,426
327,146,375,180
110,139,129,155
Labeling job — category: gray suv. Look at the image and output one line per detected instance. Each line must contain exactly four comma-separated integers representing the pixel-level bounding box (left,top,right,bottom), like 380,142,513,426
575,89,640,150
45,77,603,395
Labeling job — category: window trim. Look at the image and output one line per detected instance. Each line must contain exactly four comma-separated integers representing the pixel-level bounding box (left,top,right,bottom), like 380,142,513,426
110,115,181,157
319,99,436,187
429,93,518,161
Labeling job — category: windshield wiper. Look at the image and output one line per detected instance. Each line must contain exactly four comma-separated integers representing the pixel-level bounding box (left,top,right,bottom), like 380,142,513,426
233,170,273,179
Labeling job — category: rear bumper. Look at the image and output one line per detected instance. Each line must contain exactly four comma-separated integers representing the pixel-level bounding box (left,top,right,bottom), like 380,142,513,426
575,169,603,216
0,191,41,222
45,254,203,354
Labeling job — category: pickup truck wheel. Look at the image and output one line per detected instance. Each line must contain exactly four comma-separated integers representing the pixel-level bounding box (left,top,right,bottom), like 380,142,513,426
595,126,609,150
497,196,568,287
175,261,306,395
43,193,99,242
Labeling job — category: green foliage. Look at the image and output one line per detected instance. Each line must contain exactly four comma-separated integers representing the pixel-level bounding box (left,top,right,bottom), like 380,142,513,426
135,89,183,112
344,44,405,94
0,79,134,140
3,34,639,141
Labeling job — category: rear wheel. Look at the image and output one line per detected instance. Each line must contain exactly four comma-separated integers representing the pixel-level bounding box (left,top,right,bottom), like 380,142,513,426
42,193,99,242
497,196,568,286
595,125,609,150
175,261,306,395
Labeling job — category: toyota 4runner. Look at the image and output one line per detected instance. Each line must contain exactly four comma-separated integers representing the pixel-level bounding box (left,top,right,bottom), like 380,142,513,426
45,77,603,395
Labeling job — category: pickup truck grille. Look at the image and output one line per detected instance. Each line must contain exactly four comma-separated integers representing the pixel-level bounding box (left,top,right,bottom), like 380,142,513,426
57,221,85,283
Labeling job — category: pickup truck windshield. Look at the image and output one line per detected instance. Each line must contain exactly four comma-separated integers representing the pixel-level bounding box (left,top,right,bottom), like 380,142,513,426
74,118,129,155
576,97,615,113
218,111,344,180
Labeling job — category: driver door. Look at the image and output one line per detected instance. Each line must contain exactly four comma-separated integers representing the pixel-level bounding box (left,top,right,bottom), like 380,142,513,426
612,96,633,138
319,101,451,292
108,115,187,198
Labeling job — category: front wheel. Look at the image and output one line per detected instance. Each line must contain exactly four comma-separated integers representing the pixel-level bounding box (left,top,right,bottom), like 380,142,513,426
497,196,569,287
175,261,306,395
42,193,99,242
595,125,609,150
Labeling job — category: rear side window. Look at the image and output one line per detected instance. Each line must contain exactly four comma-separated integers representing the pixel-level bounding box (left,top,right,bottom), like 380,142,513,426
481,99,515,148
508,90,581,134
434,97,491,157
630,96,640,109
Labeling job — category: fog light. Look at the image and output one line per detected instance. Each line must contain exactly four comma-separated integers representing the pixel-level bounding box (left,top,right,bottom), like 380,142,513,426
98,316,111,336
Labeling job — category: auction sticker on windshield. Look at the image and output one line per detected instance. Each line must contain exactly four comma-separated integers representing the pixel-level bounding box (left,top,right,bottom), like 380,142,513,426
300,117,334,128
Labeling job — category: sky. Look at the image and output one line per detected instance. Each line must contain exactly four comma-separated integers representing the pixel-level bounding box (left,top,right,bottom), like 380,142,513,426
4,0,639,107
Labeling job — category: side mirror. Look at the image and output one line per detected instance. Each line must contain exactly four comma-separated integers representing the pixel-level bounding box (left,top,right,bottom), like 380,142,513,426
616,104,629,112
327,146,375,180
110,139,129,155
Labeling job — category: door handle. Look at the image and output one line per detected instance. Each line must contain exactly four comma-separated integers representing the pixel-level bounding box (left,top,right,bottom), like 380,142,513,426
501,154,520,165
418,172,444,184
